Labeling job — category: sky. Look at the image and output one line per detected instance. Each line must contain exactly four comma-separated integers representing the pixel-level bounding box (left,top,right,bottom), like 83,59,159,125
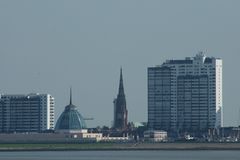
0,0,240,127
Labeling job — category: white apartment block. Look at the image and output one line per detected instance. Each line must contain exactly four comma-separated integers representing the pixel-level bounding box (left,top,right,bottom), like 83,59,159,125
148,53,222,133
0,93,54,133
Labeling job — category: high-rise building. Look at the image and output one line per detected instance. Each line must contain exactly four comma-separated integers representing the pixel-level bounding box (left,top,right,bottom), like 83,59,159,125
113,68,128,130
0,93,54,133
148,53,222,134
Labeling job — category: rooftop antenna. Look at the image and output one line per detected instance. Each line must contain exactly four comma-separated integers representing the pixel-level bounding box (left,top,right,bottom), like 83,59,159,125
70,87,72,105
238,107,240,127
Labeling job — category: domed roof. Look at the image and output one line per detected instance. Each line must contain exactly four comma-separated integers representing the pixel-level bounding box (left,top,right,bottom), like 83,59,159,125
55,89,87,131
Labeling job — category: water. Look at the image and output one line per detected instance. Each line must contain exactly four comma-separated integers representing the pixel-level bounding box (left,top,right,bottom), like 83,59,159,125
0,151,240,160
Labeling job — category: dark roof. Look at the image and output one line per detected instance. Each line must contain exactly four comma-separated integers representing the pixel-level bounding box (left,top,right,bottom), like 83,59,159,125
204,57,213,64
167,60,193,64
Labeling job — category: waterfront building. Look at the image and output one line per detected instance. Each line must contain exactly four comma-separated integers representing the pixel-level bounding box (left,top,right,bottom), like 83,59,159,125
113,68,128,130
148,53,222,134
144,130,168,142
0,93,54,133
0,131,103,143
55,88,87,133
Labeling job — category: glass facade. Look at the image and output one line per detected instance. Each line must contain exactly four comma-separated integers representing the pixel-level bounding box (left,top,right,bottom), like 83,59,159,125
55,104,86,130
177,75,209,132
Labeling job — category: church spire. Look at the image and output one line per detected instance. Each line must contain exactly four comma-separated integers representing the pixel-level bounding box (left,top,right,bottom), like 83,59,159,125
113,67,128,130
70,87,72,105
118,67,125,96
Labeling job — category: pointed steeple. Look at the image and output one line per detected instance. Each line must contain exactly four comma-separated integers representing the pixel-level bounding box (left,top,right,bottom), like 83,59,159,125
113,67,128,130
70,87,72,105
118,67,125,96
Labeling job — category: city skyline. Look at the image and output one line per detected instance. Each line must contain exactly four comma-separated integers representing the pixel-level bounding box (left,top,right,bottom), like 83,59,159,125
1,0,240,127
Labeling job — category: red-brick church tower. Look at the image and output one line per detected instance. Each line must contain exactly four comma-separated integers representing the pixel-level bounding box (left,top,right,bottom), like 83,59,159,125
113,68,128,130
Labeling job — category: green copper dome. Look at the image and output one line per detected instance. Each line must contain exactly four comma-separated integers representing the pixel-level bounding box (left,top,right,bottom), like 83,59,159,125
55,89,87,131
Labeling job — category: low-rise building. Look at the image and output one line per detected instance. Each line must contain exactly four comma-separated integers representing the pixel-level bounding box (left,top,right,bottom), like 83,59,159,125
144,130,168,142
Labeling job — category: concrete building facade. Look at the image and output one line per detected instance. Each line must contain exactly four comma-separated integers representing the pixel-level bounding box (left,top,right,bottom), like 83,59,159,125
0,93,54,133
148,53,222,134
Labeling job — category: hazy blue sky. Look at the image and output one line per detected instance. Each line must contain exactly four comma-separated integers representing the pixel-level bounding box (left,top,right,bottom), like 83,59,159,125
1,0,240,127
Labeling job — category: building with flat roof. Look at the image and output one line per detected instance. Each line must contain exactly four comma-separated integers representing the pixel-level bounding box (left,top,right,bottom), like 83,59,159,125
0,93,54,133
144,130,168,142
148,53,222,135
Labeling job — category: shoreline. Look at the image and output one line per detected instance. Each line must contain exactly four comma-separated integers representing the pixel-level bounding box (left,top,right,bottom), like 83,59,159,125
1,142,240,151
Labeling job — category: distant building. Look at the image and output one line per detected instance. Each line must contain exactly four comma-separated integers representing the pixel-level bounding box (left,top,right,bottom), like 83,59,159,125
101,136,130,142
113,68,128,130
144,130,168,142
55,88,87,133
0,93,54,133
148,53,223,134
54,88,104,141
130,122,146,128
0,131,103,143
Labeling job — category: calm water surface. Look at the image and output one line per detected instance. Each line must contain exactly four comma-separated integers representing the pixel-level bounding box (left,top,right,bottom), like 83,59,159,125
0,151,240,160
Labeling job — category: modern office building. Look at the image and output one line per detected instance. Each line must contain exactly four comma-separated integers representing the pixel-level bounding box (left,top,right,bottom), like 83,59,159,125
113,68,128,130
148,53,222,134
0,93,54,133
